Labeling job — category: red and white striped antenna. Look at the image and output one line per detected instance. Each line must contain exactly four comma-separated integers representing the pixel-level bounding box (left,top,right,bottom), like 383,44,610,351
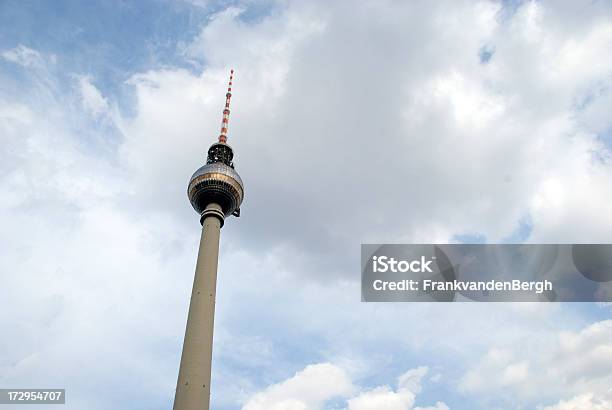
218,69,234,144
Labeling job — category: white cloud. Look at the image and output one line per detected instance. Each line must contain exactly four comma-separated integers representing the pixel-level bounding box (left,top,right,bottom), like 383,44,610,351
461,320,612,406
243,363,354,410
1,44,53,68
243,364,446,410
348,386,416,410
75,75,109,117
414,404,449,410
540,393,612,410
0,47,189,409
397,367,428,394
347,367,429,410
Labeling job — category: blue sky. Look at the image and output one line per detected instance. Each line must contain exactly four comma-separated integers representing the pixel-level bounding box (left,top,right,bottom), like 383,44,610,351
2,1,612,409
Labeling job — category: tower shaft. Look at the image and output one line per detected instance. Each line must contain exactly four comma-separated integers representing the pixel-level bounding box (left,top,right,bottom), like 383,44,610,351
173,203,224,410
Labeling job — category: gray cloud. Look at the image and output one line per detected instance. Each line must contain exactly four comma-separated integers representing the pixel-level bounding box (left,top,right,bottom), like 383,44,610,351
120,0,612,281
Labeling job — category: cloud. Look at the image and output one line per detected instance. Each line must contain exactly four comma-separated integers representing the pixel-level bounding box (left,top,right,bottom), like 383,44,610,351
540,393,612,410
461,320,612,406
75,75,110,117
348,386,416,410
243,364,446,410
242,363,354,410
0,46,189,409
1,44,54,68
347,367,428,410
115,0,612,287
414,404,449,410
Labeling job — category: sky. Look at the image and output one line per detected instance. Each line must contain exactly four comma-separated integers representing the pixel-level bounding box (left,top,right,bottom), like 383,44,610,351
1,0,612,409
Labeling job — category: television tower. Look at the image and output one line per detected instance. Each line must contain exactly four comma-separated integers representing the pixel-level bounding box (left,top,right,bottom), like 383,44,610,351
173,69,244,410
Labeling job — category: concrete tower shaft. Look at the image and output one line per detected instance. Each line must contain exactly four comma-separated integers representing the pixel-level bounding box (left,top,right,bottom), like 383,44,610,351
173,203,222,410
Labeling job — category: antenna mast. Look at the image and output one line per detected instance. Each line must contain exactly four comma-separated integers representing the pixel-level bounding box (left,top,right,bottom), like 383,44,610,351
218,69,234,144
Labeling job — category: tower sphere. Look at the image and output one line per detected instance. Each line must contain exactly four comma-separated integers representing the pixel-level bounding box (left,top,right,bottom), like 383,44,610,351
187,160,244,218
